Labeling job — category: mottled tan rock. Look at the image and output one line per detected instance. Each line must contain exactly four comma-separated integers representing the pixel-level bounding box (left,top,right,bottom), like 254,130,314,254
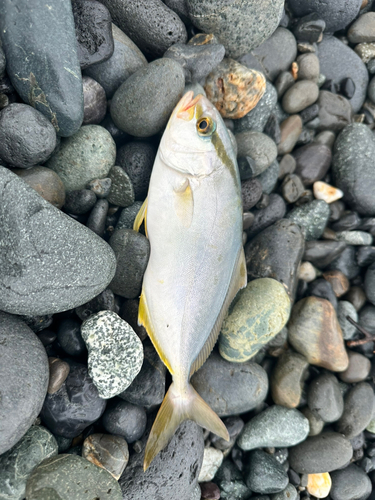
82,433,129,480
271,349,309,408
204,58,266,119
307,472,332,498
322,270,350,297
278,115,303,155
313,181,343,204
354,42,375,63
288,297,349,372
47,357,70,394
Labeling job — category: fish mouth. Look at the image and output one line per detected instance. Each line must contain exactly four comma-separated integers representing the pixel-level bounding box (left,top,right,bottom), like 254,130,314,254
176,91,203,121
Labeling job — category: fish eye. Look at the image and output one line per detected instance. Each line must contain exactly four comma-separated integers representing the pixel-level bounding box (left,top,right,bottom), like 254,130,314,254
196,117,215,137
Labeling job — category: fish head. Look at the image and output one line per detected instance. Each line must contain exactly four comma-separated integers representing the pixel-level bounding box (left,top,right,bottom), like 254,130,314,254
159,91,237,178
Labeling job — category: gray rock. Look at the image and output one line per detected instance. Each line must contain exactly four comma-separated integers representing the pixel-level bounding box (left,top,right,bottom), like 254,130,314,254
82,433,129,480
111,58,185,137
339,349,372,383
286,200,330,241
102,400,147,443
348,12,375,43
336,382,374,438
234,81,277,133
0,0,83,136
235,131,277,176
271,350,309,408
307,373,344,423
215,460,252,500
0,167,116,315
328,245,360,280
191,350,268,417
187,0,284,59
368,75,375,104
270,484,298,500
82,76,107,125
0,45,5,78
292,142,332,186
87,177,112,198
54,435,72,454
245,450,288,494
282,81,319,114
336,230,373,246
256,160,279,194
64,189,97,215
297,53,320,81
246,194,286,238
116,202,144,231
330,464,372,500
0,313,49,456
317,90,352,131
85,24,148,99
237,406,309,451
87,198,108,237
107,166,135,207
337,301,358,340
0,425,58,500
301,406,324,436
332,124,375,215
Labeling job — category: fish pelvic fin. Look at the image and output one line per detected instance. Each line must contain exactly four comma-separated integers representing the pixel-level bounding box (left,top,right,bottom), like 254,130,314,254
133,197,148,236
144,382,229,471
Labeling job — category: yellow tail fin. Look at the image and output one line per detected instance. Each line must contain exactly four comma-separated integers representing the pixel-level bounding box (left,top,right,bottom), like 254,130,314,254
144,383,229,471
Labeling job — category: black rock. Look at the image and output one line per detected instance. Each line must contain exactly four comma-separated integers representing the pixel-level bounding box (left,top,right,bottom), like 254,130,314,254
40,363,107,439
0,0,84,136
20,314,53,333
246,194,287,238
359,217,375,236
116,202,144,231
256,160,280,195
317,90,352,131
307,373,344,423
245,450,288,494
293,12,326,43
340,77,356,100
241,178,263,211
75,288,116,321
321,78,339,94
331,212,361,232
330,464,372,500
86,199,109,237
357,246,375,267
365,264,375,307
82,76,107,125
327,245,360,280
117,142,156,200
308,279,338,310
303,240,347,268
64,189,97,215
37,330,57,347
102,399,147,443
263,113,281,144
292,143,331,186
57,318,86,357
336,383,375,438
300,104,319,124
0,312,49,454
72,0,114,70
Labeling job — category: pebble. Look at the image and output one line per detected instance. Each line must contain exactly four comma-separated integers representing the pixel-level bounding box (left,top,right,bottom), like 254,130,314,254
204,58,265,119
48,358,70,395
0,425,58,500
234,81,278,133
308,278,338,310
303,240,347,268
336,382,374,438
349,12,375,43
111,58,185,137
299,261,317,282
318,91,353,132
64,189,97,215
281,174,305,204
357,245,375,267
14,166,65,209
200,482,221,500
187,0,284,59
82,76,107,125
278,115,303,155
102,400,147,443
307,373,344,423
336,230,373,246
0,46,5,78
306,473,332,499
25,454,122,500
271,349,309,408
286,199,330,241
330,464,372,500
245,450,289,494
313,181,343,204
87,177,112,198
120,298,147,341
279,154,297,180
215,459,251,499
338,350,371,383
246,194,286,238
297,53,320,82
271,484,298,500
191,351,268,417
293,143,332,186
301,407,325,436
241,178,263,211
365,263,375,306
235,131,278,176
0,312,49,455
219,278,290,362
87,198,109,237
288,432,353,474
345,285,367,311
198,447,224,482
210,416,244,451
57,318,86,357
256,160,280,195
282,81,319,114
355,41,375,63
82,433,129,480
337,301,359,339
322,270,350,297
327,245,360,280
332,212,361,232
106,166,135,207
275,71,295,98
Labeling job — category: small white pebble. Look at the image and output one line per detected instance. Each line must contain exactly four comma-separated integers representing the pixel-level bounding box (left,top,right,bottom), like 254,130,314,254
307,472,332,498
299,262,317,282
198,447,223,482
313,181,343,204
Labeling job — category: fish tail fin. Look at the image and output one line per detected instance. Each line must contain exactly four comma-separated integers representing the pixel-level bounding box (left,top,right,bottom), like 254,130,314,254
144,382,229,471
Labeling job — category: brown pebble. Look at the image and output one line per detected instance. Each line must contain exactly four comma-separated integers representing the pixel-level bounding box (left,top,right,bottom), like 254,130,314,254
291,61,298,80
278,115,303,155
323,270,350,297
343,286,367,312
338,350,371,383
322,228,338,241
13,166,66,209
204,58,266,119
200,481,221,499
188,33,220,46
271,349,309,408
82,433,129,480
47,357,70,394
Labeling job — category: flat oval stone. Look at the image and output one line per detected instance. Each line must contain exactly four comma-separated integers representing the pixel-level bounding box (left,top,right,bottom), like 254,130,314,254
48,358,70,395
219,278,290,363
271,349,309,408
282,81,319,114
0,0,84,136
102,400,147,443
330,464,372,500
348,12,375,43
82,433,129,480
335,382,374,438
278,115,303,155
64,189,97,215
303,240,347,268
191,351,268,417
307,373,344,423
14,166,66,209
293,143,332,186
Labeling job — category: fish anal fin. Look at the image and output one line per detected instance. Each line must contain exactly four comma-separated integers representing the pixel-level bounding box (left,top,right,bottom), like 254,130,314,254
133,197,148,236
174,178,193,228
190,247,247,376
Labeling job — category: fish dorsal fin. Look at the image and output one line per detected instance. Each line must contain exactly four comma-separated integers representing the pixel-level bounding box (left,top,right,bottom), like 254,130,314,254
174,178,194,228
139,290,173,374
190,247,247,376
133,197,148,236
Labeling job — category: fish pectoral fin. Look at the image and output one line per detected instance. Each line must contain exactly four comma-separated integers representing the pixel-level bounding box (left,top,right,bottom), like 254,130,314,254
144,382,228,471
133,197,148,236
173,178,194,228
190,247,247,376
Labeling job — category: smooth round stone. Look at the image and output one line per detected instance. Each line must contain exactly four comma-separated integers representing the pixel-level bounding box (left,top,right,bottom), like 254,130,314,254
338,350,371,383
0,425,58,500
245,450,288,494
64,189,97,215
111,58,185,137
256,160,279,194
246,194,286,238
313,181,343,205
13,166,65,209
82,76,107,125
289,432,353,474
297,53,320,82
0,104,56,168
87,198,108,237
288,297,349,372
219,278,290,363
322,270,350,297
348,12,375,43
241,178,263,211
81,311,143,399
330,464,372,500
345,286,367,312
235,131,278,176
271,350,309,408
48,358,70,395
281,174,305,204
286,200,330,241
336,382,374,438
25,454,122,500
308,279,338,310
301,406,324,436
238,405,309,451
82,433,129,480
278,115,303,155
57,318,86,357
275,71,295,98
293,143,331,186
282,81,319,114
303,240,347,268
271,484,298,500
327,245,360,281
107,166,135,207
191,350,268,417
0,313,49,455
198,447,224,482
299,261,317,282
337,230,373,245
317,90,352,132
306,473,332,499
40,363,107,439
102,400,147,443
337,301,358,339
187,0,284,59
307,373,344,423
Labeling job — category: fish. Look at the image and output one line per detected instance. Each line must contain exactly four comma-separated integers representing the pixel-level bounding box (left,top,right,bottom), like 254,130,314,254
133,90,247,470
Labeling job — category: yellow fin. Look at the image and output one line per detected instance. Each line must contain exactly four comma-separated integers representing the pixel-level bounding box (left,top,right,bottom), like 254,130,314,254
144,382,229,470
190,247,247,376
174,179,193,228
133,197,148,236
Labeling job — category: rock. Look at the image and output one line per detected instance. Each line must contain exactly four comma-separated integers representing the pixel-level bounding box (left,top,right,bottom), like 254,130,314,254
120,298,147,341
0,0,83,136
81,311,143,399
289,432,353,474
198,447,224,482
245,219,305,301
293,143,331,186
82,433,129,480
245,450,288,494
317,91,353,132
313,181,343,204
332,212,361,232
281,174,305,204
297,53,320,82
338,350,371,383
100,0,187,58
25,454,122,500
214,460,251,500
64,189,97,215
320,36,368,113
336,230,373,245
348,12,375,43
337,301,358,339
307,373,344,423
200,482,221,500
40,363,107,439
87,177,112,199
308,279,338,310
236,131,277,176
355,41,375,63
237,405,309,451
299,262,317,282
57,319,86,357
330,464,372,500
0,426,58,500
111,58,185,137
282,81,319,114
336,382,374,438
13,166,65,209
72,0,114,69
48,358,70,395
210,416,244,451
286,200,330,241
246,194,287,238
322,270,350,297
345,286,367,312
0,104,57,168
303,240,347,268
306,473,332,499
271,350,309,408
85,23,147,99
278,116,303,155
204,58,265,119
357,246,375,267
219,278,290,363
186,0,284,59
327,245,360,280
102,400,147,443
191,351,268,417
0,46,5,78
288,297,349,372
275,71,295,98
301,407,324,437
119,421,204,500
82,76,107,125
106,166,135,208
364,263,375,306
241,178,263,211
271,484,298,500
234,81,278,133
256,160,279,194
86,198,108,237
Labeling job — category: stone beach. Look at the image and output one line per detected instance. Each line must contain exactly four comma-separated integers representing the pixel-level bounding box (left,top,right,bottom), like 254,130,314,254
2,1,375,499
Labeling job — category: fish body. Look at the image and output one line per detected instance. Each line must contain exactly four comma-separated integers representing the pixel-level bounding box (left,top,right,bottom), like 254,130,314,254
134,91,246,470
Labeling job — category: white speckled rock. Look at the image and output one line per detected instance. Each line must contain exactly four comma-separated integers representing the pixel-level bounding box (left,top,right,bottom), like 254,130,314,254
198,447,224,482
81,311,143,399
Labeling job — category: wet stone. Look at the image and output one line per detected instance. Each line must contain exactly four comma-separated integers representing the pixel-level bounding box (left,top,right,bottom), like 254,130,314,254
82,433,129,480
337,301,359,339
14,166,65,209
235,131,278,177
107,166,135,207
338,350,371,383
331,212,361,234
293,143,332,186
293,13,326,43
82,76,107,125
286,200,330,241
278,116,303,155
330,464,371,500
271,349,309,408
102,400,147,443
282,81,319,114
303,240,347,268
246,194,286,238
307,373,344,423
245,450,288,494
336,382,374,438
64,189,97,215
57,318,86,357
48,358,70,395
